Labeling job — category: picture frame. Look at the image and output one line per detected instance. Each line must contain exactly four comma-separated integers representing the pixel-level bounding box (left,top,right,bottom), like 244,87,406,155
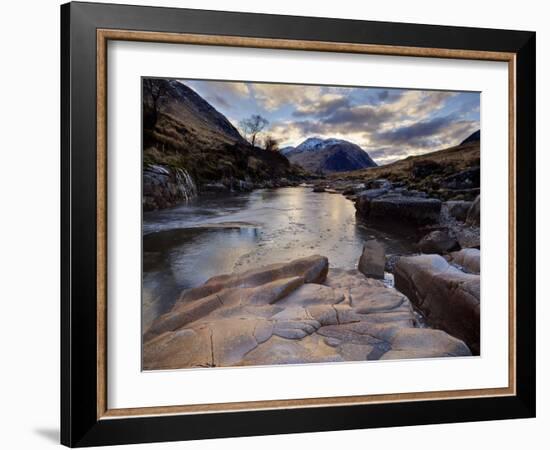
61,1,536,447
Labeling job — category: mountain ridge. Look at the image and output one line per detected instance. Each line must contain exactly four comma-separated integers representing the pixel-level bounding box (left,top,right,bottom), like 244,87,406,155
281,137,377,174
460,130,480,145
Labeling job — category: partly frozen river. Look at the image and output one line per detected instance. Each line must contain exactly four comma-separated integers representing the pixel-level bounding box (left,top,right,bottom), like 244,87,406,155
142,187,419,328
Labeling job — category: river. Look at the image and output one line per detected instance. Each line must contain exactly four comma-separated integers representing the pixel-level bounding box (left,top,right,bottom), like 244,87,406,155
142,187,420,329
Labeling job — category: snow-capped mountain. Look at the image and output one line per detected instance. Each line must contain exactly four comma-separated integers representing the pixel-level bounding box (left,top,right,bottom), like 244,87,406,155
281,137,377,173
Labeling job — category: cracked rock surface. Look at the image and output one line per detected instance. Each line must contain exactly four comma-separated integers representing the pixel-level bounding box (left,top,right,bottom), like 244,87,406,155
143,255,471,370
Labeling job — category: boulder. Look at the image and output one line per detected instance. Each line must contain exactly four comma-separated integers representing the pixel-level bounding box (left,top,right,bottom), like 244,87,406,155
358,240,386,279
143,257,472,370
446,200,472,222
418,230,458,254
449,248,480,274
394,254,480,354
367,194,442,224
355,188,389,216
466,195,480,226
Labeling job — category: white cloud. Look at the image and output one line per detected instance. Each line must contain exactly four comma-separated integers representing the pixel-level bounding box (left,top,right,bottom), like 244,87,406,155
251,84,322,111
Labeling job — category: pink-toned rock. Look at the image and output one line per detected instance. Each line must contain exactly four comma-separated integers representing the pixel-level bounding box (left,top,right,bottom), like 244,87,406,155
143,257,472,370
394,254,480,354
449,248,480,274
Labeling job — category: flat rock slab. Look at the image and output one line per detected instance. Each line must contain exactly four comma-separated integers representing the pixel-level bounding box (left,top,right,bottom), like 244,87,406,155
394,254,480,354
143,256,472,370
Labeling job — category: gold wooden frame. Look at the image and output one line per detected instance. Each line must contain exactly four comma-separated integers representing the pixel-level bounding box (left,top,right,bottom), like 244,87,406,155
96,29,517,420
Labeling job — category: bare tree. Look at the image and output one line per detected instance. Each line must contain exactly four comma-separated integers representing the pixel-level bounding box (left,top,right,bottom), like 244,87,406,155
144,79,166,128
263,135,279,152
239,114,269,148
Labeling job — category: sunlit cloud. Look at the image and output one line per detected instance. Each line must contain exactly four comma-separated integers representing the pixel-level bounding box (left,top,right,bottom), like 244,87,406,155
180,79,480,165
251,84,323,111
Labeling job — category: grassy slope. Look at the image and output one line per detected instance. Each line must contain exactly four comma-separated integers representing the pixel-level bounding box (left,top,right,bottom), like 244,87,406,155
143,80,306,185
329,142,480,200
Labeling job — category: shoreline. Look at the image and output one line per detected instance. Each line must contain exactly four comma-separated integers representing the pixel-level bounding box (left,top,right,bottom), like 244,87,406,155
142,179,480,363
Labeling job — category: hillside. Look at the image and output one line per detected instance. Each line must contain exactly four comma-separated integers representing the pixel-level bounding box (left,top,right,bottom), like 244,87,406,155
460,130,480,145
142,79,305,201
330,136,480,201
282,137,377,174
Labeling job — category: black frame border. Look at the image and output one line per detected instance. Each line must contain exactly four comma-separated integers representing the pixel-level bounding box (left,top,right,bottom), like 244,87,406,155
61,2,536,447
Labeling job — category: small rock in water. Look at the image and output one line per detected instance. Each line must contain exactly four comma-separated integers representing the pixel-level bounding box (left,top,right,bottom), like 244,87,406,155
358,239,385,279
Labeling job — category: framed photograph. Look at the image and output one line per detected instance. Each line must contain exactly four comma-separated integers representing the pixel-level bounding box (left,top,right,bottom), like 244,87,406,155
61,2,536,447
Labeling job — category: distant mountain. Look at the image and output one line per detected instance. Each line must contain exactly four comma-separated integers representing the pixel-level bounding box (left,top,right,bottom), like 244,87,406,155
282,137,377,173
143,79,303,189
460,130,480,145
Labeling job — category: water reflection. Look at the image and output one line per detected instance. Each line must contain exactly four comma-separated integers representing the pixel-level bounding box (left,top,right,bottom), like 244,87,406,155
142,187,418,328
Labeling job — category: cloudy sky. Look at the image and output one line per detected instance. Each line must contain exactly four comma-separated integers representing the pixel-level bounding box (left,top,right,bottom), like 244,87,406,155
183,79,480,165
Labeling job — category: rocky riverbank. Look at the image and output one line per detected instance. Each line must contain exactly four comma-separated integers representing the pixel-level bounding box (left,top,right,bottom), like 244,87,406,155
143,164,198,210
143,176,482,367
312,176,480,251
142,79,309,211
308,175,481,355
143,163,306,211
